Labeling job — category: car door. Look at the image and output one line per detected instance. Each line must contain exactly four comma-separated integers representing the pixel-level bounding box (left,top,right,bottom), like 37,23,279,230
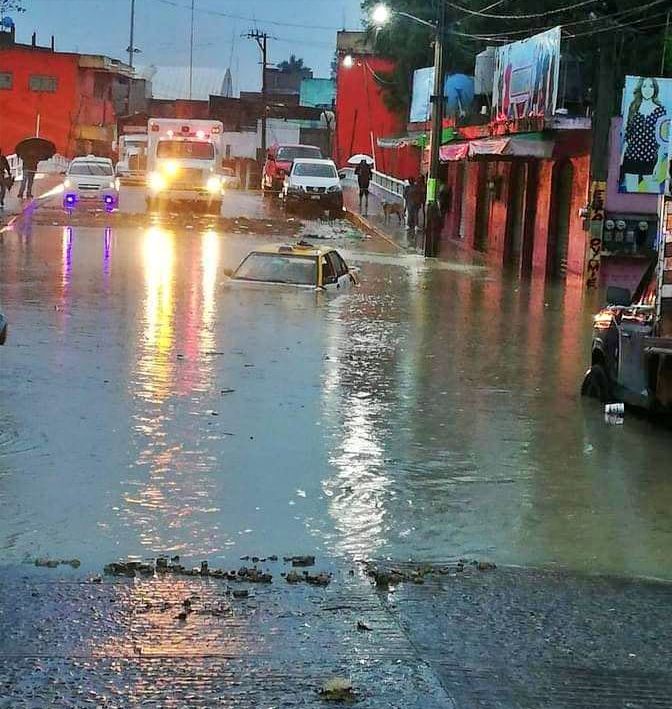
323,252,352,291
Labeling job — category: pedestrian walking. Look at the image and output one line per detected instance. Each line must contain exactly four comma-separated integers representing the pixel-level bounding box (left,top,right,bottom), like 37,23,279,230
417,175,427,230
404,177,415,229
18,152,38,199
0,148,11,210
355,158,372,216
404,177,422,235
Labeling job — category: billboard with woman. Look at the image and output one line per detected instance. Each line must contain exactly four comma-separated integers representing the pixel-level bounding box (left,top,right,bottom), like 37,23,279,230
620,76,672,194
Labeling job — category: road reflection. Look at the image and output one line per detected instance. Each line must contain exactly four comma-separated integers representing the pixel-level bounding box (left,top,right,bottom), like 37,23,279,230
119,227,222,557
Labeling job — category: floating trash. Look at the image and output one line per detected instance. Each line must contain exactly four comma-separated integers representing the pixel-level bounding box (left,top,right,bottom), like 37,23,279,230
605,403,625,425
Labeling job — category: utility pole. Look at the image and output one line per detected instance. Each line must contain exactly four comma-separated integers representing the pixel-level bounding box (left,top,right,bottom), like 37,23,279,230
425,0,446,257
188,0,195,100
245,30,269,160
128,0,136,68
585,30,618,287
662,10,671,75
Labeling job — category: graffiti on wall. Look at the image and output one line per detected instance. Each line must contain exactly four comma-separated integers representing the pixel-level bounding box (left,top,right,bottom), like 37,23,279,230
586,181,607,288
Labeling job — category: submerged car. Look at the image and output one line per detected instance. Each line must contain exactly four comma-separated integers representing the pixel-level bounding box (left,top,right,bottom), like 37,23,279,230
229,242,357,290
63,156,119,211
282,158,343,218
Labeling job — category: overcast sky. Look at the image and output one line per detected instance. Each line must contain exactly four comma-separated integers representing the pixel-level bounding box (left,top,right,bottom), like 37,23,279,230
12,0,364,92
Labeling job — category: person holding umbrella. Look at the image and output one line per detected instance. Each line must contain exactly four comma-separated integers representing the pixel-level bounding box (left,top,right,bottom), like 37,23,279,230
15,137,56,200
354,158,372,216
17,152,38,199
0,148,11,210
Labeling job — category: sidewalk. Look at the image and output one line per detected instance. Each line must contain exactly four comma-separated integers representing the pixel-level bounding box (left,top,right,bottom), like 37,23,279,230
343,181,424,252
0,174,63,227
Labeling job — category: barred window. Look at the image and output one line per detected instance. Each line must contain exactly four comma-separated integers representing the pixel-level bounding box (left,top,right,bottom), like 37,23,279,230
29,75,58,92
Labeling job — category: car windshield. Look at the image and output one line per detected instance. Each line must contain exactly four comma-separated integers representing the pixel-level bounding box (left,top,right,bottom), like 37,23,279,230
293,162,337,178
233,252,316,286
69,163,113,176
157,141,214,160
276,146,322,161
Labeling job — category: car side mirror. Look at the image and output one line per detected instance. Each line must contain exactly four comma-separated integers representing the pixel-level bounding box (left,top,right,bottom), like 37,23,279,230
606,286,631,307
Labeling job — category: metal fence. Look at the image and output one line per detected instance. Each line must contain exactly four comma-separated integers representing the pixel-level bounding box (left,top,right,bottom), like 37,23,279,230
371,170,406,201
6,153,69,180
341,166,406,204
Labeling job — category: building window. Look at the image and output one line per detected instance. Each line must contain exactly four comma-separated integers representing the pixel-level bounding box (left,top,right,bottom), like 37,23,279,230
29,75,58,93
0,72,13,90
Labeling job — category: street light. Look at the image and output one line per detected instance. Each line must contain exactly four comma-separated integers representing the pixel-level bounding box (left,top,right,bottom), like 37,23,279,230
370,2,445,256
372,3,391,26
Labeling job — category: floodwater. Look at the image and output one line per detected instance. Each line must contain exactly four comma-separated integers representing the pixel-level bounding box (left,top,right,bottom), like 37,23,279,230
2,215,672,580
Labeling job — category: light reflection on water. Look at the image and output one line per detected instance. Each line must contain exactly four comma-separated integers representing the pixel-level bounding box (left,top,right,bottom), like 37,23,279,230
118,227,222,557
2,224,672,578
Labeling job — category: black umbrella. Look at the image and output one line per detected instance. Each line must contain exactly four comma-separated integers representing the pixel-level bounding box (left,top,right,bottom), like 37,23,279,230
14,137,56,163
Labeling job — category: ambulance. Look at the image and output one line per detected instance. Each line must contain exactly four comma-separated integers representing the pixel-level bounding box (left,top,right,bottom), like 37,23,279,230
146,118,225,212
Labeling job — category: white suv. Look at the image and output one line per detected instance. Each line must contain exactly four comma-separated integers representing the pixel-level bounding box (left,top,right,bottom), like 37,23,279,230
63,156,119,211
282,158,343,218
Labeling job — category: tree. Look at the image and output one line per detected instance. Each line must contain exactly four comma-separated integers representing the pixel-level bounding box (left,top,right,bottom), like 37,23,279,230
360,0,669,118
277,54,312,76
0,0,26,15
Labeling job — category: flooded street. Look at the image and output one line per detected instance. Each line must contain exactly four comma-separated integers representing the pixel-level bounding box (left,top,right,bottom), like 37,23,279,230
2,201,672,580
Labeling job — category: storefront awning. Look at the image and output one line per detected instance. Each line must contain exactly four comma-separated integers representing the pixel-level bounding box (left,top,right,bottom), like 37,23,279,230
440,134,554,162
439,143,469,161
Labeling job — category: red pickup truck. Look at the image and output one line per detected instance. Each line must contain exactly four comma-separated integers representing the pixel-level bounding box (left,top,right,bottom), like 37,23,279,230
261,143,323,195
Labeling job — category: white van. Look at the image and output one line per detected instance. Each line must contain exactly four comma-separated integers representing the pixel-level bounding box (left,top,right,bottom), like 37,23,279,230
146,119,225,212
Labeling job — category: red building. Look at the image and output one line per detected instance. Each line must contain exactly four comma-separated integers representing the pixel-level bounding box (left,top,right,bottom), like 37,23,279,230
0,27,135,158
438,122,592,279
334,31,420,179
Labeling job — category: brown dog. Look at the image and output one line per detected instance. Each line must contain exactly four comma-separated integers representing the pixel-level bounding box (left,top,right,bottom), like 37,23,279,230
382,200,404,224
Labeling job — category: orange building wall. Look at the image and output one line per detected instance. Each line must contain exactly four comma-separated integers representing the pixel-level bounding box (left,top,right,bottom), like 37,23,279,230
0,47,79,155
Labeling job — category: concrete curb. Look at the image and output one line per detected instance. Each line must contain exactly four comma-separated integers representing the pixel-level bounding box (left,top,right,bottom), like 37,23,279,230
344,209,407,252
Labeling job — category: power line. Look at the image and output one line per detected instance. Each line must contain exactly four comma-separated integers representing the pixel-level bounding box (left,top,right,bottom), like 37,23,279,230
451,0,671,39
444,0,601,20
152,0,341,31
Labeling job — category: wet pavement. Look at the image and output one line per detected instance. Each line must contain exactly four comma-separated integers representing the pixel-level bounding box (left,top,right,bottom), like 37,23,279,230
3,187,672,706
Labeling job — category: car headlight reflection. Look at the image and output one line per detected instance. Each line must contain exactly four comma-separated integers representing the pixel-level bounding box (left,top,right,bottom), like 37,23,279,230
148,172,166,193
162,160,179,176
206,175,222,194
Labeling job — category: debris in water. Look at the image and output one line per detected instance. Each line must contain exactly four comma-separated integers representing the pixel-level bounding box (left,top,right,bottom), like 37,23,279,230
604,402,625,425
287,555,315,567
357,620,372,632
319,677,356,703
232,589,249,599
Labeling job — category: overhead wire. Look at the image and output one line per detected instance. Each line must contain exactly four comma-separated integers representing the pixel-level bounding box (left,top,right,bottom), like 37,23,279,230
152,0,342,32
443,0,601,20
